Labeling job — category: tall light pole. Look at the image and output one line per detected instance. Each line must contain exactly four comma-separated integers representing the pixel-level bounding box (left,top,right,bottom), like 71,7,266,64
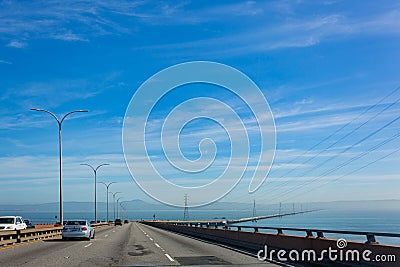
110,192,121,221
81,163,109,223
30,108,88,225
98,182,116,223
120,203,126,221
116,197,123,219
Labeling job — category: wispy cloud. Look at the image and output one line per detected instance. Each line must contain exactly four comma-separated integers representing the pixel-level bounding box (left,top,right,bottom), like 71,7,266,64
0,0,145,43
135,4,400,57
1,0,399,54
0,70,125,114
0,59,12,64
51,31,89,42
0,79,99,110
7,40,27,48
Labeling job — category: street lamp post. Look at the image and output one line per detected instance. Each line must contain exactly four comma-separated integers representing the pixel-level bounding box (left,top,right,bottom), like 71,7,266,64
81,163,110,223
30,108,88,225
98,182,116,223
120,203,125,221
116,197,123,219
109,192,121,221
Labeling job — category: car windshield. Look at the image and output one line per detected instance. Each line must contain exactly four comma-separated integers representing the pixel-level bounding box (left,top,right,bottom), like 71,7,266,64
0,218,15,224
65,221,86,226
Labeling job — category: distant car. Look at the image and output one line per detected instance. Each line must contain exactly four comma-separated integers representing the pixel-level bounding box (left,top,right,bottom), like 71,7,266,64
62,220,95,240
124,219,129,224
114,219,122,226
0,216,27,231
23,219,34,228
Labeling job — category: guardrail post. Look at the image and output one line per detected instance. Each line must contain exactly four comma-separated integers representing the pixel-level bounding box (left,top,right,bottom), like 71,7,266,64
316,231,324,238
277,229,283,235
306,230,313,237
237,226,241,231
366,234,378,244
214,225,218,229
16,230,21,243
254,227,258,233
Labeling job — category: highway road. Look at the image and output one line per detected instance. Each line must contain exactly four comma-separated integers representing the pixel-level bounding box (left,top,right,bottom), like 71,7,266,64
0,222,282,266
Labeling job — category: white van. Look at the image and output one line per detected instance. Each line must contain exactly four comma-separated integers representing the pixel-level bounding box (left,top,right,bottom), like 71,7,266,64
0,216,27,231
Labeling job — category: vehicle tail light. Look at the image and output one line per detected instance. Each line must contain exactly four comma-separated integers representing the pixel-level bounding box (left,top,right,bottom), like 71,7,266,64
81,227,87,231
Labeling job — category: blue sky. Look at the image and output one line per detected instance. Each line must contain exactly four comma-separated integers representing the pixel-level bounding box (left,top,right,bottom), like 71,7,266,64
0,0,399,206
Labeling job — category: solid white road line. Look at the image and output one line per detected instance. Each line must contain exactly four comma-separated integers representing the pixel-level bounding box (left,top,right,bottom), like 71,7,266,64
84,243,93,248
165,253,175,262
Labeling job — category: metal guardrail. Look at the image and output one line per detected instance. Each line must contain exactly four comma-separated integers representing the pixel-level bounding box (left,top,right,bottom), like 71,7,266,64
19,227,63,243
0,227,63,246
0,223,113,247
0,230,18,246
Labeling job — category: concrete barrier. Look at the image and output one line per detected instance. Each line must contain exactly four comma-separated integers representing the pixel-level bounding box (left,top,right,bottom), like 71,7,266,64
143,222,400,267
91,222,112,228
34,224,57,229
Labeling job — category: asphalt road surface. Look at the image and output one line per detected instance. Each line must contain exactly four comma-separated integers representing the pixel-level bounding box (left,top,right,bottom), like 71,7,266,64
0,222,281,266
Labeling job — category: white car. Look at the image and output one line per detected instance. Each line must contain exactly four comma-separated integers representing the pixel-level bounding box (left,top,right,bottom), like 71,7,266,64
62,220,95,240
0,216,27,231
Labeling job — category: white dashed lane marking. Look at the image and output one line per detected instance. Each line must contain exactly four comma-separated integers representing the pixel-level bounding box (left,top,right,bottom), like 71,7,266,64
165,253,175,262
84,243,93,248
137,223,174,262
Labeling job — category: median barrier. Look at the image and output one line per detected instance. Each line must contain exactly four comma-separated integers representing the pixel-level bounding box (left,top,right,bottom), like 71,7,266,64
143,222,400,267
91,222,111,228
34,224,57,229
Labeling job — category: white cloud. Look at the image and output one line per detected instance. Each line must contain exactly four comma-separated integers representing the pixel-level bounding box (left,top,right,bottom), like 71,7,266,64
51,31,88,42
0,154,129,183
1,1,398,52
7,40,27,48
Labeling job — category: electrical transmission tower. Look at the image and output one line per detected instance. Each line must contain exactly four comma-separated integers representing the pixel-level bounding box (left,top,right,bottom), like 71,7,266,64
252,199,257,217
183,194,189,221
252,199,257,222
